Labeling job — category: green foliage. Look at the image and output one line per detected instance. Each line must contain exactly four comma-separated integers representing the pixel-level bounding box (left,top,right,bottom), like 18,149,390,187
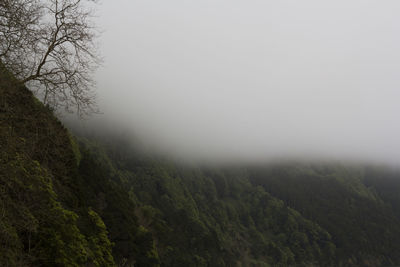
0,65,115,266
0,148,109,266
78,143,336,266
249,164,400,266
3,61,400,266
85,208,115,266
68,132,82,166
79,138,400,266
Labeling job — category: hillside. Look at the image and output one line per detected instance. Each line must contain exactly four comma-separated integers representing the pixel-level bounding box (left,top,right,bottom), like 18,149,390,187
2,63,400,266
82,137,400,266
0,62,117,266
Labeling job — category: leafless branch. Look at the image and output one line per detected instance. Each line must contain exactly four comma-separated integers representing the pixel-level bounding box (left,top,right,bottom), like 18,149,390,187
0,0,100,117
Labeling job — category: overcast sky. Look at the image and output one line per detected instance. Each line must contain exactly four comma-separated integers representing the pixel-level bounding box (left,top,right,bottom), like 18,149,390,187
90,0,400,164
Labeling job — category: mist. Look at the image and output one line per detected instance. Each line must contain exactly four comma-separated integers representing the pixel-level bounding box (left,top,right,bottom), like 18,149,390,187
81,0,400,164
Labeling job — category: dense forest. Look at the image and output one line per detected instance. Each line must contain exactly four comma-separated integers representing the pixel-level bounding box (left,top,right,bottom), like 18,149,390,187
2,62,400,266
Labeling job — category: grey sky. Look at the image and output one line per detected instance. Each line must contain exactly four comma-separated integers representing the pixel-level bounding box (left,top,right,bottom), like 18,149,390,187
92,0,400,163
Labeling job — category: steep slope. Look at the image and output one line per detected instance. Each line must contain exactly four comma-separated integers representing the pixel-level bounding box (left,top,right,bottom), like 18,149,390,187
249,164,400,266
79,137,337,266
80,135,400,267
0,63,115,266
3,60,400,267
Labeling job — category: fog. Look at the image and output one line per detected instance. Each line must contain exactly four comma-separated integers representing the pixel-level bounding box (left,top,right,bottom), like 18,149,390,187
84,0,400,164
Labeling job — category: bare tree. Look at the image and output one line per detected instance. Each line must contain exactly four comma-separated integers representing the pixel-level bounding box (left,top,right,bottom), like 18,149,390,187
0,0,100,116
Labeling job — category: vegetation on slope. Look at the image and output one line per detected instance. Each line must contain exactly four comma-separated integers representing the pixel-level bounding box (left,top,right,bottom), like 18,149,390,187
3,61,400,266
0,63,115,266
249,164,400,266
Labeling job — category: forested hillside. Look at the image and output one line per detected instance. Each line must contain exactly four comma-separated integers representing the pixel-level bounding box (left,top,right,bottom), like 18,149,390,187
2,63,400,266
0,61,116,266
